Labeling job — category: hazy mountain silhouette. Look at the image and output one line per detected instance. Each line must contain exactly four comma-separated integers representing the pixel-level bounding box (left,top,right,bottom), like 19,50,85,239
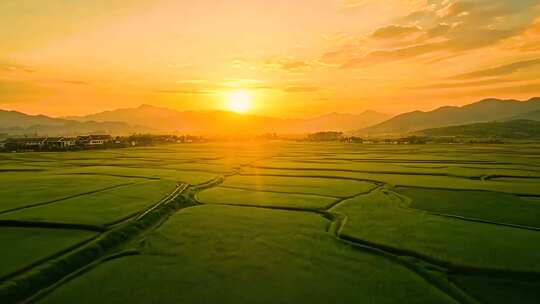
299,111,389,132
357,97,540,135
0,110,69,128
5,97,540,136
67,104,389,134
0,110,146,136
416,120,540,139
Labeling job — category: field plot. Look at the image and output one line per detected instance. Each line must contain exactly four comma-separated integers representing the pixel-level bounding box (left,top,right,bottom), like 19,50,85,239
396,187,540,228
1,142,540,304
39,205,456,304
331,189,540,272
0,180,177,226
197,187,337,210
197,175,378,210
0,173,140,213
0,227,96,280
218,175,377,197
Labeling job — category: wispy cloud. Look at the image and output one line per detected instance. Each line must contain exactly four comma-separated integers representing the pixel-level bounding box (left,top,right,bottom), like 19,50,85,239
261,58,314,73
154,89,217,95
54,80,90,86
501,17,540,51
439,82,540,98
370,24,422,40
408,78,522,90
283,86,319,93
341,42,446,68
219,79,270,89
1,64,35,73
0,61,36,77
155,78,273,95
175,79,208,84
451,58,540,79
341,0,428,11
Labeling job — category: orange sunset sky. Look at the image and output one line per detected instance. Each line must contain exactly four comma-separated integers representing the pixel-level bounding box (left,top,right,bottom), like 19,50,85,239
1,0,540,118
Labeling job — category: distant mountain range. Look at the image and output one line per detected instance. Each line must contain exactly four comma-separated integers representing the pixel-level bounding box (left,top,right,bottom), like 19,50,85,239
0,105,388,136
64,104,389,135
416,120,540,139
2,97,540,137
0,110,69,129
357,97,540,135
0,109,148,136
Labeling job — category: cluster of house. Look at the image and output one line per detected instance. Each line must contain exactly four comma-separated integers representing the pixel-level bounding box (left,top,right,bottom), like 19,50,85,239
341,136,428,144
0,134,208,152
1,135,113,151
305,132,428,144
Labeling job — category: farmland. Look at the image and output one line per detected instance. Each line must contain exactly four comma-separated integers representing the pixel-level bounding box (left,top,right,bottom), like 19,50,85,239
1,142,540,303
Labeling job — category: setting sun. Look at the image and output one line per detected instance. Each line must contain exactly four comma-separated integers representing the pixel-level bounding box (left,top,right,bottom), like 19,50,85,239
226,90,252,114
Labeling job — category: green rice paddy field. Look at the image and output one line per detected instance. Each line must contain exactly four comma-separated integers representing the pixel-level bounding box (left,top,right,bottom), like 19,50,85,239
1,142,540,303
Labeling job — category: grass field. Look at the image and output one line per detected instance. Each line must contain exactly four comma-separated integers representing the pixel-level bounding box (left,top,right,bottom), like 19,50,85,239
0,180,178,226
1,142,539,303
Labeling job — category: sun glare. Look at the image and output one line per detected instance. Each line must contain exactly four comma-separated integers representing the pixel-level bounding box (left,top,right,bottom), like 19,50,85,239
226,90,252,114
